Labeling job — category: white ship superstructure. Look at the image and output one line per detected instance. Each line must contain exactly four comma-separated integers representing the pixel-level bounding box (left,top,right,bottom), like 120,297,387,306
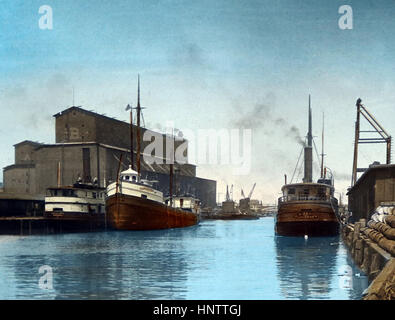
106,166,164,203
45,183,106,215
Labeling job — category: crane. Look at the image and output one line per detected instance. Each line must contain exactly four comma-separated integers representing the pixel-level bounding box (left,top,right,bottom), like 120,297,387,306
248,183,256,199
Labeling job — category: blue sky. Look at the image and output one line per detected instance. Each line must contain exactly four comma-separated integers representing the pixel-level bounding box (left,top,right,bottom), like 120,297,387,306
1,0,395,202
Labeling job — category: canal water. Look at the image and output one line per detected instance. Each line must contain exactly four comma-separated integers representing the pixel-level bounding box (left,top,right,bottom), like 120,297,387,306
0,217,368,300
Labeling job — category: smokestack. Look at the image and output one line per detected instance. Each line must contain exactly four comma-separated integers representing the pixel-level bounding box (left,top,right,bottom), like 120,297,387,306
307,94,313,147
303,147,313,183
303,95,313,183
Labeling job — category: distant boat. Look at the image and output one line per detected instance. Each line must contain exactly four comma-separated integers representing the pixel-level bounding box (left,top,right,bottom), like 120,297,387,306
105,76,199,230
166,194,202,216
204,185,259,220
275,96,339,236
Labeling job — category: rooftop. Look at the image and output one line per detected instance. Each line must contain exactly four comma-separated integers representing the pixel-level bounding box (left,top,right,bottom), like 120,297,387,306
53,106,128,126
13,140,44,147
347,163,395,194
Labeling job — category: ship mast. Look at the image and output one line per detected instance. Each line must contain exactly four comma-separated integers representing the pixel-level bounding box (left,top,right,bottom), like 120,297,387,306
320,112,325,179
308,95,313,148
128,104,134,170
169,131,175,206
136,75,141,179
303,95,313,183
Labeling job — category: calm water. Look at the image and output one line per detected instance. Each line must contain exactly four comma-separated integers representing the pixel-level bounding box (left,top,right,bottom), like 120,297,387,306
0,217,368,300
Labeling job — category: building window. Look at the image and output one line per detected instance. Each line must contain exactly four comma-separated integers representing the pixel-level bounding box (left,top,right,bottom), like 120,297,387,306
82,148,91,182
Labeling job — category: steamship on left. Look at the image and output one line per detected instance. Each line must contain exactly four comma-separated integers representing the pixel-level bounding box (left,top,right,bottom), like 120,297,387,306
105,77,200,230
275,95,339,237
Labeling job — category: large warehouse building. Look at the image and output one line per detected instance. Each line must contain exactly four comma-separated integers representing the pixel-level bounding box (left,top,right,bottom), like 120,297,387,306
3,106,216,210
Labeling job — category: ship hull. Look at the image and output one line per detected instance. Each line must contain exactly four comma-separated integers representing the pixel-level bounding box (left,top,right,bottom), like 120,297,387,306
275,201,339,237
204,213,259,220
106,194,199,230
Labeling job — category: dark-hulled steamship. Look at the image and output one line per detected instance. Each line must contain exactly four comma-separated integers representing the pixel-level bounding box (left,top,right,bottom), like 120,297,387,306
275,96,339,237
105,77,200,230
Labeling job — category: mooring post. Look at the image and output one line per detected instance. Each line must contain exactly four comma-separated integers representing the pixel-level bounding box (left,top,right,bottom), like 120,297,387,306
354,238,364,265
361,244,372,274
20,220,23,236
353,222,361,242
351,222,361,256
370,253,382,278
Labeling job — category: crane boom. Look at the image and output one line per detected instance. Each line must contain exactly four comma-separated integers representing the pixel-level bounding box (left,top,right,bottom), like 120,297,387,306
248,183,256,199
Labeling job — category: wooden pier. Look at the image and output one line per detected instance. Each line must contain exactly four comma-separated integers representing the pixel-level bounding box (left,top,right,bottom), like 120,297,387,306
0,214,106,235
341,219,395,300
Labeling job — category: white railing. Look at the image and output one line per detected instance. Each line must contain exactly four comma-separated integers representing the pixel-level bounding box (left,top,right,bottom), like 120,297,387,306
278,195,331,204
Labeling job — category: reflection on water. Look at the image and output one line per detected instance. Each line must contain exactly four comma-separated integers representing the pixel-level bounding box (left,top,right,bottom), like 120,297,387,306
275,236,337,299
0,218,368,299
275,235,368,300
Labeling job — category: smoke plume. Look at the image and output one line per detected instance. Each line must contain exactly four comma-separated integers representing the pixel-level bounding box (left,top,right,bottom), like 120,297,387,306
231,103,305,146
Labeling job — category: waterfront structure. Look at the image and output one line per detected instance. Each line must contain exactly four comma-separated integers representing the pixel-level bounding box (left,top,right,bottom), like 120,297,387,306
347,164,395,222
0,193,43,217
348,99,393,223
2,106,216,216
351,99,391,187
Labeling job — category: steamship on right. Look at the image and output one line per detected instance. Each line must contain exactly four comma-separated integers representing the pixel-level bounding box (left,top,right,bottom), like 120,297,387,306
275,95,339,237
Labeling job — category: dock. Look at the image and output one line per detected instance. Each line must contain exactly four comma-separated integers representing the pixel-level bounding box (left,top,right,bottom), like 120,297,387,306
0,214,106,235
341,217,395,300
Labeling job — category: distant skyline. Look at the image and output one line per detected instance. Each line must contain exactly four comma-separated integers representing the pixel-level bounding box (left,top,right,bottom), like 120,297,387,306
1,0,395,203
